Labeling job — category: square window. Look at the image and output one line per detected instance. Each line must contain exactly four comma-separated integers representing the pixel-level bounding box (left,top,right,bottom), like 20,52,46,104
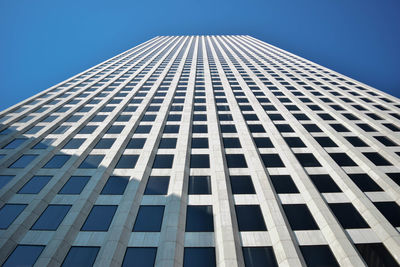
31,204,71,230
309,174,341,193
135,125,152,134
126,138,146,149
79,125,97,134
248,124,266,133
314,137,338,147
188,176,211,194
329,153,358,167
373,202,400,227
186,205,214,232
242,247,278,267
183,247,216,267
144,176,170,195
363,152,392,166
190,154,210,168
115,155,139,168
348,174,382,192
3,245,45,267
230,176,255,194
81,205,117,231
261,154,285,168
270,175,299,193
0,204,27,229
9,154,38,168
133,205,165,232
43,155,71,168
295,153,322,167
345,136,368,147
62,246,100,267
253,137,274,148
94,138,116,149
284,137,306,148
153,155,174,168
275,124,294,133
330,124,350,132
63,138,86,149
159,138,177,149
107,125,124,134
122,247,157,267
283,204,319,230
220,124,236,133
18,175,52,194
223,138,242,148
192,125,208,133
101,176,129,195
191,138,209,149
355,243,398,267
329,203,369,229
235,205,267,231
163,125,179,133
303,124,322,132
225,154,248,168
300,245,339,267
78,155,104,168
59,176,90,194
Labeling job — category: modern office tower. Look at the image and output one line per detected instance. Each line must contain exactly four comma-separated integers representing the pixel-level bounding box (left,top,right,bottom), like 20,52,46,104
0,35,399,267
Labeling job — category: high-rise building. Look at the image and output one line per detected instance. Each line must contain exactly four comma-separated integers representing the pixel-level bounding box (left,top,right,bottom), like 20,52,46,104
0,35,399,267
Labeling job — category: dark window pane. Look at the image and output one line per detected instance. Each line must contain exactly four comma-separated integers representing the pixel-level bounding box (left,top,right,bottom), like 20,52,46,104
183,247,216,267
226,154,248,168
133,206,165,232
190,154,210,168
115,155,139,169
31,205,71,230
163,125,179,133
303,124,322,132
9,154,38,168
314,137,338,147
374,136,398,146
0,175,14,190
107,125,124,134
44,155,71,168
2,138,28,149
230,176,256,194
78,155,104,168
386,173,400,186
348,173,382,192
0,204,27,229
159,138,177,149
144,176,170,195
242,247,278,267
248,124,266,133
355,243,398,267
284,137,306,148
94,138,115,149
101,176,129,195
62,246,100,267
300,245,339,267
283,204,319,230
329,203,369,229
309,175,341,193
235,205,267,231
78,125,97,134
153,155,174,168
192,125,208,133
261,154,285,168
295,153,322,167
81,205,117,231
253,137,274,148
126,138,146,149
63,138,85,149
363,152,392,166
188,176,211,195
122,247,157,267
330,124,350,132
373,202,400,227
18,175,52,194
191,138,209,148
345,136,368,147
223,138,242,148
3,245,45,267
275,124,294,133
59,176,90,194
220,124,237,133
186,205,214,232
135,125,152,133
270,175,299,193
329,153,358,167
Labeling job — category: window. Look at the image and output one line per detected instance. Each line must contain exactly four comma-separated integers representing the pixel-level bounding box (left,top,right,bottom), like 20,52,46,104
18,175,52,194
190,154,210,168
329,153,357,167
220,124,236,133
58,176,90,194
386,173,400,186
63,138,85,149
373,202,400,227
329,203,369,229
303,124,322,132
330,124,350,132
253,137,274,148
163,125,179,133
101,176,129,195
362,152,392,166
133,205,165,232
186,205,214,232
295,153,322,167
135,125,152,134
159,138,177,149
192,124,207,133
122,247,157,267
126,138,146,149
283,204,319,230
78,155,104,168
348,174,382,191
115,155,139,168
3,245,45,267
183,247,216,267
357,123,376,132
248,124,266,133
144,176,170,195
188,176,211,194
91,115,106,122
270,175,299,193
62,246,100,267
43,155,71,168
355,243,398,267
191,138,209,149
9,154,38,168
242,247,278,267
31,205,71,230
261,154,285,168
153,155,174,168
2,138,27,149
0,175,14,190
314,137,338,147
225,154,248,168
107,125,124,134
235,205,267,231
0,204,27,229
309,174,341,193
284,137,306,148
81,205,117,231
223,138,242,148
78,125,97,134
230,176,255,194
94,138,115,149
300,245,339,267
345,136,368,147
275,124,294,133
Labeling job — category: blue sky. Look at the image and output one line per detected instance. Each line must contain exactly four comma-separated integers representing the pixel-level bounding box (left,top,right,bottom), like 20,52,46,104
1,0,399,111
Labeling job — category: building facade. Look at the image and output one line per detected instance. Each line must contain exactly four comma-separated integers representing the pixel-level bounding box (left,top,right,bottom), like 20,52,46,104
0,35,399,267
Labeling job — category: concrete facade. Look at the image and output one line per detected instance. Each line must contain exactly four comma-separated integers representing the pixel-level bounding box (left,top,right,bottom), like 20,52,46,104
0,35,399,266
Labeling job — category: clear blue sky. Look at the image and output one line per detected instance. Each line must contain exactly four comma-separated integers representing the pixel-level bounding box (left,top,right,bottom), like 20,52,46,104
1,0,399,111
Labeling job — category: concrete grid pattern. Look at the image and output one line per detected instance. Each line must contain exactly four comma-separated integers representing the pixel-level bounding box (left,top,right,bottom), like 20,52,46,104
0,35,399,267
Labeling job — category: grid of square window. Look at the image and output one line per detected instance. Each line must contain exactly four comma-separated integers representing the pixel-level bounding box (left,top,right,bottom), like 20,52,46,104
0,35,399,266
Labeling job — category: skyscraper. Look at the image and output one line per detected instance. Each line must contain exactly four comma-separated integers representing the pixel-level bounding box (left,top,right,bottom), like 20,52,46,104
0,35,399,266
